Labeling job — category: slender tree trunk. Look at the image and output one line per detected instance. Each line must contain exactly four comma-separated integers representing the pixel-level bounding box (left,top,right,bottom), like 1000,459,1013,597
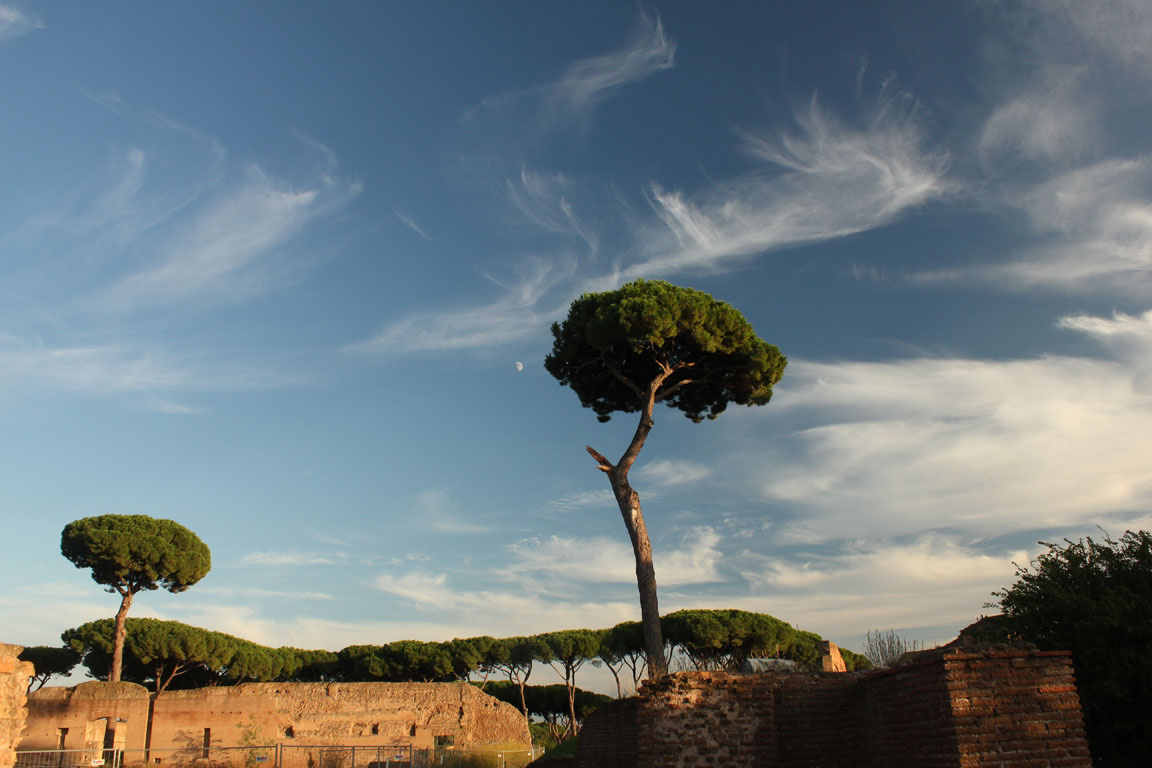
565,668,578,736
515,665,532,726
110,589,133,683
587,376,670,680
606,663,623,698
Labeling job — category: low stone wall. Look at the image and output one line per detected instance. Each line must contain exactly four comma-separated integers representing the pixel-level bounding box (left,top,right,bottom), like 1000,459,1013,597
578,648,1092,768
1,643,35,768
20,681,531,755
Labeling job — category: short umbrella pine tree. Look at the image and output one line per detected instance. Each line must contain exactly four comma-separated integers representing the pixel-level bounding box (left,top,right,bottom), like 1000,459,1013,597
60,515,211,682
545,279,785,678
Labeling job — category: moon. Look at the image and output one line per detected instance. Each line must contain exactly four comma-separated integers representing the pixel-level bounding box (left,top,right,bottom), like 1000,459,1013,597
515,361,524,372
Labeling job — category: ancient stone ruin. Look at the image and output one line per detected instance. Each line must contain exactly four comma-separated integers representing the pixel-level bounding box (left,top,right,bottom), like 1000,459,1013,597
1,644,34,768
18,681,531,756
578,646,1093,768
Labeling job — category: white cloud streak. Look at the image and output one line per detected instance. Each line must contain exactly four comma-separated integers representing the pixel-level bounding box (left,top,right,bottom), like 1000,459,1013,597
501,527,724,587
364,86,951,356
371,569,640,636
635,458,712,488
546,489,616,513
0,335,290,396
977,68,1097,168
625,92,952,278
750,324,1152,541
395,209,432,241
922,157,1152,295
104,161,359,309
352,256,573,354
545,11,675,119
506,167,601,254
1041,0,1152,80
922,1,1152,296
411,488,493,535
239,550,347,567
0,4,40,43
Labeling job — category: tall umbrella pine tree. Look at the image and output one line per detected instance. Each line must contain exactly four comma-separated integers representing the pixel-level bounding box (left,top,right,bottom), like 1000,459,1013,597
61,515,211,682
545,280,785,679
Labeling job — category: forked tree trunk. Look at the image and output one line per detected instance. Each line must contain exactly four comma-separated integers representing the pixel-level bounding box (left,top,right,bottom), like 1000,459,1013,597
110,589,133,682
587,377,669,680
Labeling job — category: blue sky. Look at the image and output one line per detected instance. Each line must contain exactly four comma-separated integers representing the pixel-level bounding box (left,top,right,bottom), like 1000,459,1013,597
4,1,1152,693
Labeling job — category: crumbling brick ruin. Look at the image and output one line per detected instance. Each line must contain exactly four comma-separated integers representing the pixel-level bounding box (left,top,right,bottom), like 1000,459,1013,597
19,681,531,755
1,644,34,768
579,647,1093,768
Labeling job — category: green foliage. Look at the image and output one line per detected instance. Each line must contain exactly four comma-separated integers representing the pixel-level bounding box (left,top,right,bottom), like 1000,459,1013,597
538,630,600,676
60,515,211,595
994,531,1152,768
18,645,81,691
62,618,339,691
838,647,872,672
477,681,609,743
542,735,579,758
337,640,457,682
58,609,867,693
544,279,786,423
662,609,798,670
660,609,869,672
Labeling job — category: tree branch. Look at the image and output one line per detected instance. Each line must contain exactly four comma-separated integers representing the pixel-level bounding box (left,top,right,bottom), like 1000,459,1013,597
655,367,714,402
586,446,613,473
600,356,644,398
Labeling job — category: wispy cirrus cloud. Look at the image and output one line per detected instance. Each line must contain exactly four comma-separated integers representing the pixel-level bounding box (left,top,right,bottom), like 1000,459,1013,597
624,91,952,279
742,535,1026,594
239,550,348,567
197,586,333,601
742,312,1152,543
410,488,494,536
0,334,295,398
545,488,616,513
977,67,1097,168
364,84,952,356
702,534,1031,648
394,209,432,241
16,95,359,315
501,527,724,587
371,568,639,635
351,255,573,354
0,4,40,43
1059,308,1152,363
635,458,712,488
918,1,1152,296
505,167,602,255
103,160,359,310
543,11,675,120
918,157,1152,294
1040,0,1152,80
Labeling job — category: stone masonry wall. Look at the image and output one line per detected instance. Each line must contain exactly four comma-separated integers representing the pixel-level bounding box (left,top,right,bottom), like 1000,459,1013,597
21,681,530,756
1,643,35,768
862,650,959,767
578,648,1093,768
938,650,1092,767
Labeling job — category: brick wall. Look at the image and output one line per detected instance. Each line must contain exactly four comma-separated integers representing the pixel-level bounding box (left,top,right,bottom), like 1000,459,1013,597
577,648,1092,768
939,651,1092,767
863,651,958,767
0,643,35,768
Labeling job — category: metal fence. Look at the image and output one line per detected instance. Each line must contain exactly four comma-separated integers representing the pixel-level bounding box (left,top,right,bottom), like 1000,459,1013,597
279,746,411,768
16,747,545,768
15,747,278,768
16,748,124,768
